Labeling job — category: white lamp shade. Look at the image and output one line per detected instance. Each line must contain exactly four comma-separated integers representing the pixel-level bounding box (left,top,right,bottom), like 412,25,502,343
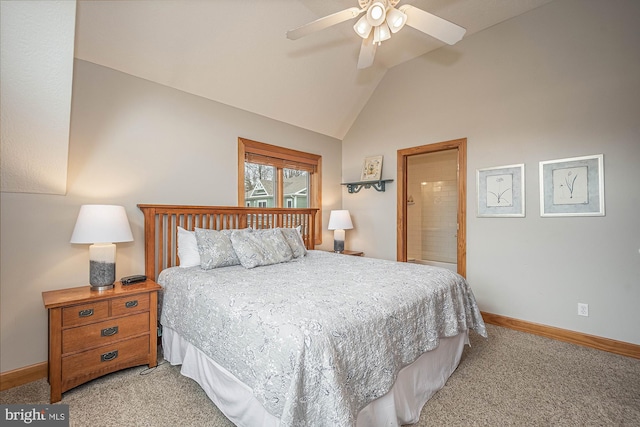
373,21,391,44
386,7,407,33
328,210,353,230
353,15,372,38
70,205,133,244
366,2,387,27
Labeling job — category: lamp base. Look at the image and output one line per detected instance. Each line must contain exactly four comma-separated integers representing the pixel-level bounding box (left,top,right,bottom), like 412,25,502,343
89,244,116,290
333,229,346,253
90,283,115,291
89,260,116,290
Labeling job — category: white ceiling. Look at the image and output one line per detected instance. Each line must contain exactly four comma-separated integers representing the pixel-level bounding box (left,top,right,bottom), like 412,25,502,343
75,0,554,139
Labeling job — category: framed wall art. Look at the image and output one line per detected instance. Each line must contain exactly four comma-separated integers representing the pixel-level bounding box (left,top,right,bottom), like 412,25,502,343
360,155,383,181
539,154,604,217
477,164,525,217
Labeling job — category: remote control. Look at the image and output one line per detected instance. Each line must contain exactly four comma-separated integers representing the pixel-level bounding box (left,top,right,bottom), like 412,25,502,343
120,275,147,285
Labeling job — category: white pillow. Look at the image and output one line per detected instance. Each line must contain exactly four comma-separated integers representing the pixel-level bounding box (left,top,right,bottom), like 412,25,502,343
230,228,293,269
195,228,241,270
177,227,200,268
279,226,307,258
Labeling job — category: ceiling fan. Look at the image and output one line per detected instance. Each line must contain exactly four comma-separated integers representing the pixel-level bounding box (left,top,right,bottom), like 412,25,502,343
286,0,466,69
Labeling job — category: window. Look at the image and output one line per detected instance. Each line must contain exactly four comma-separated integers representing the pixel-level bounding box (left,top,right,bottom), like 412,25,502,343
238,137,322,243
244,165,276,207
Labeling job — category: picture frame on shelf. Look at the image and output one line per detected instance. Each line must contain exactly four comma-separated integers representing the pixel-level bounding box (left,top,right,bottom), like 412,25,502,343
360,155,383,181
539,154,604,217
477,163,525,217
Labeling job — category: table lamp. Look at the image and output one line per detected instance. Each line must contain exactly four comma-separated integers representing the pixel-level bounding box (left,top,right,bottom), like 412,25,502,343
70,205,134,290
328,210,353,253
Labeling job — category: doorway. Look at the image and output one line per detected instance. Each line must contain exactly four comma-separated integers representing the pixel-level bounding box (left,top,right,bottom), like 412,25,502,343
397,138,467,277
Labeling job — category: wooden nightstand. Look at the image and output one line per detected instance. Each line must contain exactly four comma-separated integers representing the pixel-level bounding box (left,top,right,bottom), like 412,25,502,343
340,250,364,256
42,279,161,403
325,250,364,256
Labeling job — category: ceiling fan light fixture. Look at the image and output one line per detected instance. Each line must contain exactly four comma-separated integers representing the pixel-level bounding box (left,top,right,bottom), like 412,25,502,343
373,21,391,45
353,15,373,38
385,7,407,33
287,0,466,69
366,2,387,27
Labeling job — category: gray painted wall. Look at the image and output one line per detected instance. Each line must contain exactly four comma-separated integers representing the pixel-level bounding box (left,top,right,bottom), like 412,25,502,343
342,0,640,344
0,60,341,372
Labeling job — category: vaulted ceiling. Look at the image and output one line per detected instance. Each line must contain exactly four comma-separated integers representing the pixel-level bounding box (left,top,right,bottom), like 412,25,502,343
75,0,554,140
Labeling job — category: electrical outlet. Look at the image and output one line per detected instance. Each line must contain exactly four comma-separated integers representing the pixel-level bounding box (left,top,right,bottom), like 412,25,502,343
578,303,589,317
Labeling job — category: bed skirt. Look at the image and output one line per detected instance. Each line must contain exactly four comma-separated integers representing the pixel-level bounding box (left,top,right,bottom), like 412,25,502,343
162,326,468,427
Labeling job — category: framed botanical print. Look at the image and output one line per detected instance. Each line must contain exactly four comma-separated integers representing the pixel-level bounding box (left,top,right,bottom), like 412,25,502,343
539,154,604,217
477,164,525,217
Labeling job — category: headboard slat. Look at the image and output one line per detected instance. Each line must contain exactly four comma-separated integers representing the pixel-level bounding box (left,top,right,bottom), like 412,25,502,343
138,204,318,280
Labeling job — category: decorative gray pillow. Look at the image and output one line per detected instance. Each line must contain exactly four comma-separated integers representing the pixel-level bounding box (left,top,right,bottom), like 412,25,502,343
195,228,240,270
279,226,307,258
230,228,293,269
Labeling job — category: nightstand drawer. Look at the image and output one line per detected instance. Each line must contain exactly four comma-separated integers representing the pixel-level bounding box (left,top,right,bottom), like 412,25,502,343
111,293,149,316
62,312,150,354
62,301,109,327
62,335,150,379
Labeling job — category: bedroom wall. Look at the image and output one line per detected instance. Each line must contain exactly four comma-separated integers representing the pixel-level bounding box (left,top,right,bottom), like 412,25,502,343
1,0,76,195
0,59,342,373
341,0,640,344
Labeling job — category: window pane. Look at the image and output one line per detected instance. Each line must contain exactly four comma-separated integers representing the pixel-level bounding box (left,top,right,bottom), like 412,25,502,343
283,168,308,208
244,162,276,207
239,138,322,243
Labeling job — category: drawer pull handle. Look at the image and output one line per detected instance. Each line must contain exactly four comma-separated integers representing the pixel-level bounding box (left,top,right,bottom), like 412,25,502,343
78,309,94,318
101,350,118,362
101,326,119,337
125,300,138,308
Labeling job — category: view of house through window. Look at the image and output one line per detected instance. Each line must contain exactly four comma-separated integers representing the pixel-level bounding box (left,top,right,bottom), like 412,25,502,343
283,168,309,208
244,164,309,208
238,138,322,242
244,163,276,207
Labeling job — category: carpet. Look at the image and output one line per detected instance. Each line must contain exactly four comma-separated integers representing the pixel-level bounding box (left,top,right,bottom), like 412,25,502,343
2,324,639,426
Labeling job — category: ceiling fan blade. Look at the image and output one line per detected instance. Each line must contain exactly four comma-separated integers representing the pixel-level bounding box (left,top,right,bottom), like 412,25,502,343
287,7,364,40
399,5,466,45
357,35,377,69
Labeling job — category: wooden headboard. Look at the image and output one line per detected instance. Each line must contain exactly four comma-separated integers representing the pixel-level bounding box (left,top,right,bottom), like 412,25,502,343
137,204,318,280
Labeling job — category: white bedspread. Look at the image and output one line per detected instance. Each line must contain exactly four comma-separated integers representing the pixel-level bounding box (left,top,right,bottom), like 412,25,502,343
158,250,486,427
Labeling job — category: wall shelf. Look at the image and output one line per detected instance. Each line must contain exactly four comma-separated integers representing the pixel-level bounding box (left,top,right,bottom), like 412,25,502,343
341,179,394,194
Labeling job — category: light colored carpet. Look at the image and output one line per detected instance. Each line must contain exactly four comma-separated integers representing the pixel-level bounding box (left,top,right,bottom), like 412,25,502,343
2,324,639,426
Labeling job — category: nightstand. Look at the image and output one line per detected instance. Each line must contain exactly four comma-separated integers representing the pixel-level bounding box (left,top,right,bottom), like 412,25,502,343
42,279,161,403
341,250,364,256
326,250,364,256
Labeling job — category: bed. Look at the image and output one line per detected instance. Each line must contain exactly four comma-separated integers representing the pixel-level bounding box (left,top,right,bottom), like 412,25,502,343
138,204,486,427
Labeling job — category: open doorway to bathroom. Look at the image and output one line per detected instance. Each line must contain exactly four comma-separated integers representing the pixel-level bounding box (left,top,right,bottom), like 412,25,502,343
397,138,467,277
